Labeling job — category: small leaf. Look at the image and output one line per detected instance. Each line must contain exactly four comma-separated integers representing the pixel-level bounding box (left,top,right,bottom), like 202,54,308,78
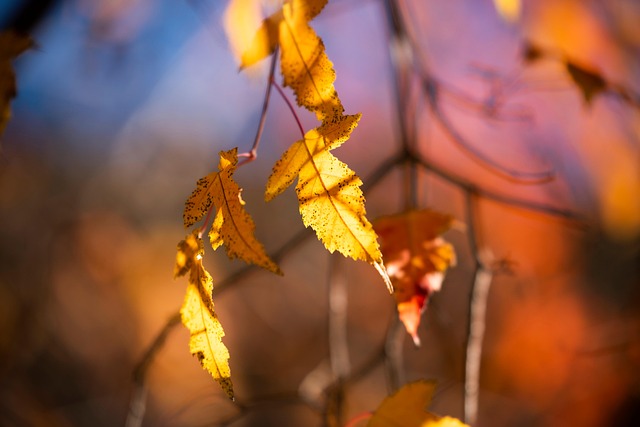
184,148,281,275
0,31,33,139
175,232,234,400
566,61,607,105
239,10,283,69
374,210,457,345
367,380,469,427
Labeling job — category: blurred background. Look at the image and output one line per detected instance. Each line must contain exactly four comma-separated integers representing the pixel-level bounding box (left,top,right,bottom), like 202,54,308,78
0,0,638,426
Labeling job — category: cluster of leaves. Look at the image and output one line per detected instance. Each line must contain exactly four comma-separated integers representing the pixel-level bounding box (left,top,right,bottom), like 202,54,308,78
175,0,394,399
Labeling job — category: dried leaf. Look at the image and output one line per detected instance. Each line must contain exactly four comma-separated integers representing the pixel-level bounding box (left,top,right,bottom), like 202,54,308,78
566,61,607,105
266,115,392,292
0,31,33,139
175,232,234,400
367,380,469,427
374,209,456,345
184,148,281,274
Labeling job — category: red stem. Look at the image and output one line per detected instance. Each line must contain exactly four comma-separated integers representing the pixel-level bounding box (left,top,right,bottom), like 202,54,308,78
271,79,306,139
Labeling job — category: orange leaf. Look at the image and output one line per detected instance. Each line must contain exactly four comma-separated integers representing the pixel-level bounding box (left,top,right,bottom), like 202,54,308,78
367,380,468,427
374,210,457,345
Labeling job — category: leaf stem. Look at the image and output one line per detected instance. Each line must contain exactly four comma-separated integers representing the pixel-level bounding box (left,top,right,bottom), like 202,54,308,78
272,78,306,139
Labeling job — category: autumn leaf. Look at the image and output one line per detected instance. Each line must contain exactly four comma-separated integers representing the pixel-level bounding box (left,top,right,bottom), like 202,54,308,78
266,115,392,292
175,232,234,400
374,209,456,345
0,31,32,139
231,0,342,122
279,0,343,122
566,61,607,105
367,380,468,427
183,148,281,275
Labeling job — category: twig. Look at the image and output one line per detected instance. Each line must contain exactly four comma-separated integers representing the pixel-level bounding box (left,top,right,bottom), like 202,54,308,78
126,312,182,427
272,78,306,139
462,191,493,426
237,48,279,167
325,254,350,427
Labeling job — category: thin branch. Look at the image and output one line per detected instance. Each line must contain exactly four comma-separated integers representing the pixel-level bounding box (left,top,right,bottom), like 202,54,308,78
126,312,182,427
325,254,350,427
462,191,492,426
272,78,306,139
238,48,279,167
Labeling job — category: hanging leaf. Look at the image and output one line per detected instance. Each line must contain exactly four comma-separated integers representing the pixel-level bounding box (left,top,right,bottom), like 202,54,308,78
175,232,234,400
266,115,392,292
374,209,456,345
184,148,281,275
367,380,469,427
0,31,33,139
279,0,343,122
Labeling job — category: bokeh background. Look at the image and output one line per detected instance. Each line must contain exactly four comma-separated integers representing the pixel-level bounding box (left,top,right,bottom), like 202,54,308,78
0,0,639,426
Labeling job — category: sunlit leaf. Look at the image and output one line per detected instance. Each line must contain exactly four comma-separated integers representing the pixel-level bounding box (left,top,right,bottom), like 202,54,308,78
239,9,283,69
367,380,469,427
279,0,343,122
493,0,521,23
0,31,32,139
175,232,234,400
266,115,392,292
374,210,456,345
184,148,281,274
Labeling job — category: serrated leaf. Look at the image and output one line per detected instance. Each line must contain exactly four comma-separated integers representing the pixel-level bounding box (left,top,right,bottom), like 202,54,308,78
266,115,392,292
279,2,343,122
0,31,33,139
175,232,234,400
374,210,457,345
184,148,281,275
367,380,469,427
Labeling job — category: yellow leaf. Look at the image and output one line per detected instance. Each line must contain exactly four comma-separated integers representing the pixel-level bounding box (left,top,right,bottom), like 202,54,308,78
493,0,521,23
0,31,33,138
374,209,457,345
239,9,283,69
184,148,281,274
265,114,361,201
266,115,392,292
175,232,234,400
367,380,468,427
279,0,343,122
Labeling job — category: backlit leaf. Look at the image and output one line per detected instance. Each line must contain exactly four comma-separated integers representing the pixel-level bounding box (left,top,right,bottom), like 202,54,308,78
374,210,457,345
367,380,469,427
279,0,343,122
175,232,234,400
266,115,392,292
184,148,281,274
0,31,32,139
